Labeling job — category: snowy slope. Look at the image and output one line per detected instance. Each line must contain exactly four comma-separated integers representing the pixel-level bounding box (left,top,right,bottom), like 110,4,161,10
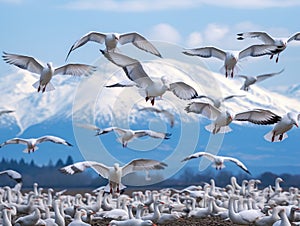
0,43,299,134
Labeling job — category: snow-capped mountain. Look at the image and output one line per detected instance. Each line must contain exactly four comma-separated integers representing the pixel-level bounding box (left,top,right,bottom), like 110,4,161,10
0,43,299,134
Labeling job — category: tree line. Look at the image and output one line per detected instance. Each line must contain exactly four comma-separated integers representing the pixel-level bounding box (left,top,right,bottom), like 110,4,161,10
0,156,299,190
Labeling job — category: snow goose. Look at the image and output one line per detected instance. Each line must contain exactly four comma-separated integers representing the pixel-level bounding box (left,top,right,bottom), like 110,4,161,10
15,207,42,226
68,208,91,226
60,158,167,194
272,208,292,226
182,44,277,78
0,135,72,153
2,52,96,93
196,94,245,109
138,107,175,128
109,218,156,226
185,102,280,134
77,124,171,147
66,31,162,61
264,112,299,142
0,169,22,183
237,31,300,63
1,206,13,226
237,69,284,91
101,51,198,105
228,195,264,225
182,151,251,174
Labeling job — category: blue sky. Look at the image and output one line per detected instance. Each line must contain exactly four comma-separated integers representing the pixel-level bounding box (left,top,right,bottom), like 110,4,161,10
1,0,300,178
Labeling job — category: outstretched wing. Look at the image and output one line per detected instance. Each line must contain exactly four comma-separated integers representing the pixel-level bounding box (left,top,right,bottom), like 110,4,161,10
66,31,106,61
185,102,220,120
36,135,72,146
237,31,275,44
2,52,43,74
256,69,284,83
122,158,167,176
287,32,300,43
234,109,281,125
0,169,22,183
169,82,198,100
0,138,29,148
119,32,162,58
100,50,153,88
54,64,96,76
222,94,245,102
181,152,215,162
0,110,14,116
59,161,110,179
239,44,277,59
96,127,128,136
134,130,171,139
223,157,251,175
183,47,226,61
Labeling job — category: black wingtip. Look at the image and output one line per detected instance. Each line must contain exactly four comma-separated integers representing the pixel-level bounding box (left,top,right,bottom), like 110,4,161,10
66,142,73,146
237,33,243,36
99,49,105,55
237,37,244,40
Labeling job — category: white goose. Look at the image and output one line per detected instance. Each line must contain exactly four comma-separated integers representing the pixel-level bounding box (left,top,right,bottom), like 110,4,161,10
237,31,300,63
182,152,251,175
68,208,91,226
237,69,284,91
0,135,72,153
2,52,96,92
60,158,167,194
109,219,156,226
101,51,198,105
185,102,280,134
264,112,299,142
182,44,276,78
14,207,41,226
66,31,162,61
77,124,171,147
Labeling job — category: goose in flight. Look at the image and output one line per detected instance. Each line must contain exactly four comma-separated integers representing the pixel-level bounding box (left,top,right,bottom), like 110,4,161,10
182,44,277,78
66,31,162,61
138,107,175,128
181,152,251,175
264,112,299,142
0,110,14,117
237,31,300,63
77,124,171,147
101,51,198,105
2,52,96,93
60,158,167,194
237,69,284,91
0,135,72,153
196,94,245,109
0,169,22,183
185,102,281,134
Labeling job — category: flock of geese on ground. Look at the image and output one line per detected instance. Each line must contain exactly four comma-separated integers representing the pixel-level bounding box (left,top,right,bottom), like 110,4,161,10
0,174,300,226
1,30,300,225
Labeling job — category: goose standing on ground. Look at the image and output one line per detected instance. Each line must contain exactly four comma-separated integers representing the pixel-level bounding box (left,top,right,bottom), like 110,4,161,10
66,31,162,61
109,219,156,226
68,208,91,226
264,112,299,142
195,94,245,109
185,102,280,134
138,107,175,128
14,207,41,226
182,44,277,78
181,152,251,175
2,52,96,93
77,124,171,147
237,69,284,91
237,31,300,63
101,51,198,105
0,135,72,153
0,110,14,117
60,158,167,194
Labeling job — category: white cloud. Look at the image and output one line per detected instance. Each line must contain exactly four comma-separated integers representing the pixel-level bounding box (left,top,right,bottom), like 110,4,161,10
147,23,181,44
186,32,203,47
203,23,229,44
63,0,300,12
